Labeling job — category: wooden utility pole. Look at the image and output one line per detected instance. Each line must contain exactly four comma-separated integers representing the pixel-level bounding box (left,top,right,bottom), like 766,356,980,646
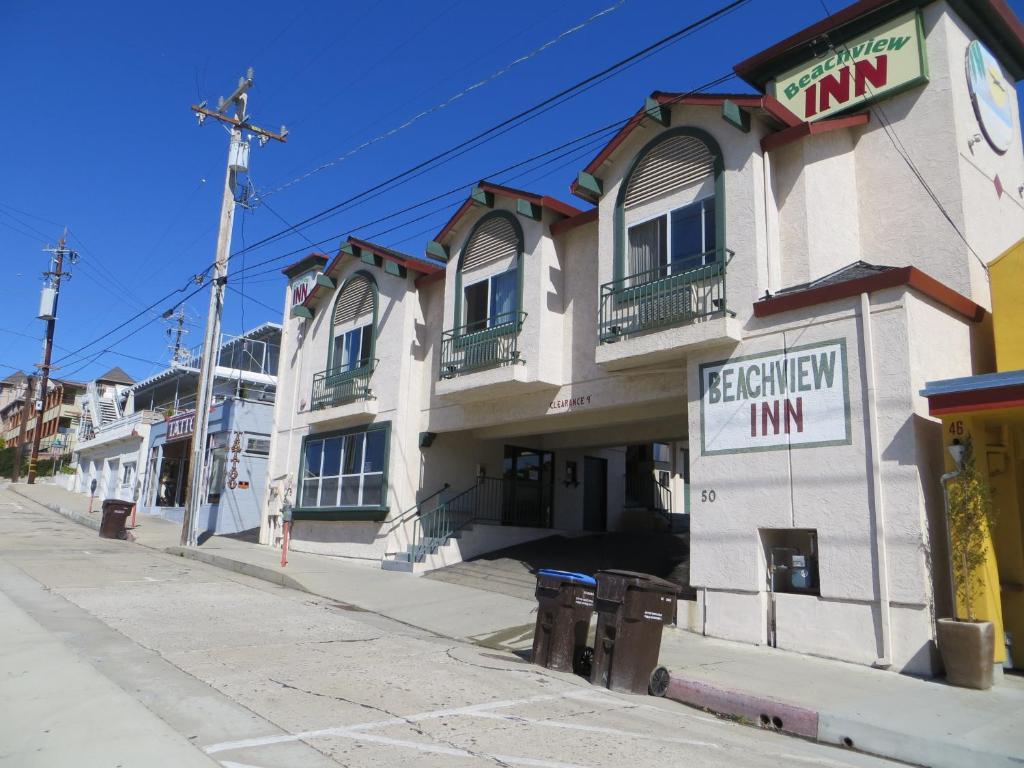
12,375,35,483
28,234,76,484
180,69,286,547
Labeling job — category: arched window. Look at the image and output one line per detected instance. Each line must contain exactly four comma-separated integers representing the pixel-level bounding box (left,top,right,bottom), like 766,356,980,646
455,210,524,333
615,128,724,283
329,272,377,374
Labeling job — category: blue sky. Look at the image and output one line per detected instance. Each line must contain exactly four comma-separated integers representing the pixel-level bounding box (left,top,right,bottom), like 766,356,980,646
1,0,1023,384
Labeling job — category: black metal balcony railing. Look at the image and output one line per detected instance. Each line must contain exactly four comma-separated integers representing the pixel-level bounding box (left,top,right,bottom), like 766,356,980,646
599,250,734,343
440,311,526,379
310,358,376,411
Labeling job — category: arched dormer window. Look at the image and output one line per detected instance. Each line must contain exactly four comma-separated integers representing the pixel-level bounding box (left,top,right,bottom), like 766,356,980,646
615,128,724,285
455,210,524,333
329,272,377,375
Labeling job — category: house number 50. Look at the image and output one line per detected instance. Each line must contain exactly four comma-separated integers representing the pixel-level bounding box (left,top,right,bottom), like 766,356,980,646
701,489,717,503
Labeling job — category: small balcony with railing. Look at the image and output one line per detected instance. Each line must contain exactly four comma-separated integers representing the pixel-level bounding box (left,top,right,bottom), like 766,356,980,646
596,249,741,370
307,358,378,425
436,310,555,402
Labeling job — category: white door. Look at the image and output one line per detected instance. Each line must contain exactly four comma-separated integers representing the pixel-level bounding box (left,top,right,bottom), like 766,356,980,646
106,459,119,499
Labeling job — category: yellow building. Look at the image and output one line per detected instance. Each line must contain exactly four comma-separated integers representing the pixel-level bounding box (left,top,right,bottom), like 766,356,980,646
923,238,1024,669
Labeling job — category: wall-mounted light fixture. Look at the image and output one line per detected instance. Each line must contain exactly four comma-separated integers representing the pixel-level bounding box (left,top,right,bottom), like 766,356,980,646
967,134,983,153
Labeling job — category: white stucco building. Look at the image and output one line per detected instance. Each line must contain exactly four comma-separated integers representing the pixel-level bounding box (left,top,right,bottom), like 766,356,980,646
263,0,1024,675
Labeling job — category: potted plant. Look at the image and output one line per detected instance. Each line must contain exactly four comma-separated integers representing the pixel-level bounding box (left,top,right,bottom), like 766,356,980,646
937,438,998,689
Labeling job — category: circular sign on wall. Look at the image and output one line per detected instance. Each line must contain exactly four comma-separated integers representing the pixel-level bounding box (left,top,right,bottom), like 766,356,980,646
966,40,1014,154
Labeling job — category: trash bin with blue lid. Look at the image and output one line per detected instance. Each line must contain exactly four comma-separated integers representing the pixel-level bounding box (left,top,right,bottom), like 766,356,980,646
532,569,597,674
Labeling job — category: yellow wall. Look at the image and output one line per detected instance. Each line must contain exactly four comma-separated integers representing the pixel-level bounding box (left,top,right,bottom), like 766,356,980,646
941,412,1024,667
989,238,1024,373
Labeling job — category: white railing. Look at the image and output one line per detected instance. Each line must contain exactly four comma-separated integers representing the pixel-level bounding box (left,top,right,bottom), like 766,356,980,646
177,334,279,377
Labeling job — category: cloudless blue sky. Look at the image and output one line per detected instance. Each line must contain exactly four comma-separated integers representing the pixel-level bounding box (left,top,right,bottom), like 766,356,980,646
2,0,1023,384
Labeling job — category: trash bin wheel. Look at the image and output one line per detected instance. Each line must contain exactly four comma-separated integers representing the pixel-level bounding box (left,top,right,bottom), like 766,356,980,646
573,646,594,678
648,666,670,697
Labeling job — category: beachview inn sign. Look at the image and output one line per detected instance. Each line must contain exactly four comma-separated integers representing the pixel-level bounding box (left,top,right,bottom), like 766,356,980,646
700,340,851,455
770,11,927,122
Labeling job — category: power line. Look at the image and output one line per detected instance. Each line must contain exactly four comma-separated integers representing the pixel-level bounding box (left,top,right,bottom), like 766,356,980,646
228,0,752,261
265,0,630,197
42,31,745,378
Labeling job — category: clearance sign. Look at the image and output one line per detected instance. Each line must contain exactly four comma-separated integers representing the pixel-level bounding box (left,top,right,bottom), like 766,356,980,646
770,11,927,122
700,340,851,455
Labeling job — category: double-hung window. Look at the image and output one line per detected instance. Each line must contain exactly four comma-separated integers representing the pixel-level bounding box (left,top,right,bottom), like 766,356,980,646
626,196,716,282
463,268,517,333
331,324,372,374
300,425,387,510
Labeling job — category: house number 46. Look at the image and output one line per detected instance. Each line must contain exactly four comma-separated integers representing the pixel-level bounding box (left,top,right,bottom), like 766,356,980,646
701,489,717,503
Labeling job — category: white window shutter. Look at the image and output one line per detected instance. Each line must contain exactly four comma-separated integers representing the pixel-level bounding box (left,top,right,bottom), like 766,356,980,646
624,135,714,209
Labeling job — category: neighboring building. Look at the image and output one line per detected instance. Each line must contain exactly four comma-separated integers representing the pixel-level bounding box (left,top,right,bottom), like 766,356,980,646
263,0,1024,677
1,374,85,465
132,323,280,534
921,237,1024,672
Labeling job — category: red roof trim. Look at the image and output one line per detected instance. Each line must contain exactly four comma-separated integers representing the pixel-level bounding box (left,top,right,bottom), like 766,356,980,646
432,182,583,246
347,236,443,275
761,111,870,152
926,385,1024,416
569,92,803,202
549,207,599,237
754,266,986,322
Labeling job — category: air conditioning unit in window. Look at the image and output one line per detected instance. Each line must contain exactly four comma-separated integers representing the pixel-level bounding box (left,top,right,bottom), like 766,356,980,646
637,285,695,329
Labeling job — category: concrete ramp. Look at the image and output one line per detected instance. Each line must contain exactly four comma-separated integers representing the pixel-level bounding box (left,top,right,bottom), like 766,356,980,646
424,531,690,602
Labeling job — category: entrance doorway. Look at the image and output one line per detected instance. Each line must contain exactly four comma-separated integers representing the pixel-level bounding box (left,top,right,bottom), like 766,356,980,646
582,456,607,532
156,440,191,507
502,445,554,527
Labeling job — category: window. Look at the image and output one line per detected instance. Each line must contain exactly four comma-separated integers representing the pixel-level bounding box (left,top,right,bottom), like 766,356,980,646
626,196,716,279
300,426,387,510
463,269,517,332
244,436,271,456
330,273,376,374
121,461,136,488
330,324,372,373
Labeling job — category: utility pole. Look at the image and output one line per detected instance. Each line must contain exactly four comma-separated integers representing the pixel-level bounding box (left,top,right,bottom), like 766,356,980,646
12,375,35,483
180,69,286,547
28,233,77,484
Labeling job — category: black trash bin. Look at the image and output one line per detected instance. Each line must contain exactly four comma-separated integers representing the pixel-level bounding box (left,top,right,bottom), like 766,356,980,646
532,569,597,674
590,569,680,694
99,499,133,540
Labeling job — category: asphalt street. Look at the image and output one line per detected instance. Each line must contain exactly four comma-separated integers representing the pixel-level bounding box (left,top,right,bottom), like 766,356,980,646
0,486,901,768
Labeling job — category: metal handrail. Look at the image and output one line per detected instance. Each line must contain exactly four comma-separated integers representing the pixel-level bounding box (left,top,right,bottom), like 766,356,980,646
310,358,377,411
599,249,734,343
440,311,526,379
411,476,539,561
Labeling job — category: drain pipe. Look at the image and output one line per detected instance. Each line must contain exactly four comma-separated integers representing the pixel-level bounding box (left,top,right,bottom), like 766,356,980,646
861,291,893,667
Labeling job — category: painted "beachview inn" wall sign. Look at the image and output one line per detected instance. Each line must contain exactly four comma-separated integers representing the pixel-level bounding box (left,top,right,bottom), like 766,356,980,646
700,340,851,455
770,11,927,122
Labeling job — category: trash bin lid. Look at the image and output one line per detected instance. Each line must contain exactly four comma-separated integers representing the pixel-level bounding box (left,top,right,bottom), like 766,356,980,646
536,569,597,587
596,569,680,597
101,498,134,512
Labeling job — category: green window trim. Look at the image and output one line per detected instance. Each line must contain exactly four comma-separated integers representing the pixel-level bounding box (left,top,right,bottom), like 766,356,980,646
613,126,726,283
296,421,391,519
328,271,379,374
453,209,525,336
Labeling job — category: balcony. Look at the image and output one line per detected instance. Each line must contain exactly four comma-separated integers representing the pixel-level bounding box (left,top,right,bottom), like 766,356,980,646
307,359,378,426
76,409,164,451
596,251,741,370
436,312,555,402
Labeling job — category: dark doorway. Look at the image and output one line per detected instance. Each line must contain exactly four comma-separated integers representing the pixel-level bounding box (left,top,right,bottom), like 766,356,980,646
582,456,607,532
503,445,554,527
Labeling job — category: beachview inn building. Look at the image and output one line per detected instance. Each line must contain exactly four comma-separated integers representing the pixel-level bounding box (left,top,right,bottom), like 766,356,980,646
262,0,1024,675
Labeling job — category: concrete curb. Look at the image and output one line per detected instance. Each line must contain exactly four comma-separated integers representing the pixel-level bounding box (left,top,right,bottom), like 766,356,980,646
164,546,310,594
665,676,818,739
665,673,1022,768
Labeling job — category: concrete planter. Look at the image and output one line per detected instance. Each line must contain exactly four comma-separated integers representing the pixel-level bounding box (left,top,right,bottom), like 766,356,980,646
937,618,994,690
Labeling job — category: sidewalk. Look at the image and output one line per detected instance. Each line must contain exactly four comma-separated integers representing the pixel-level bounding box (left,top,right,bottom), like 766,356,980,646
10,480,1024,768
